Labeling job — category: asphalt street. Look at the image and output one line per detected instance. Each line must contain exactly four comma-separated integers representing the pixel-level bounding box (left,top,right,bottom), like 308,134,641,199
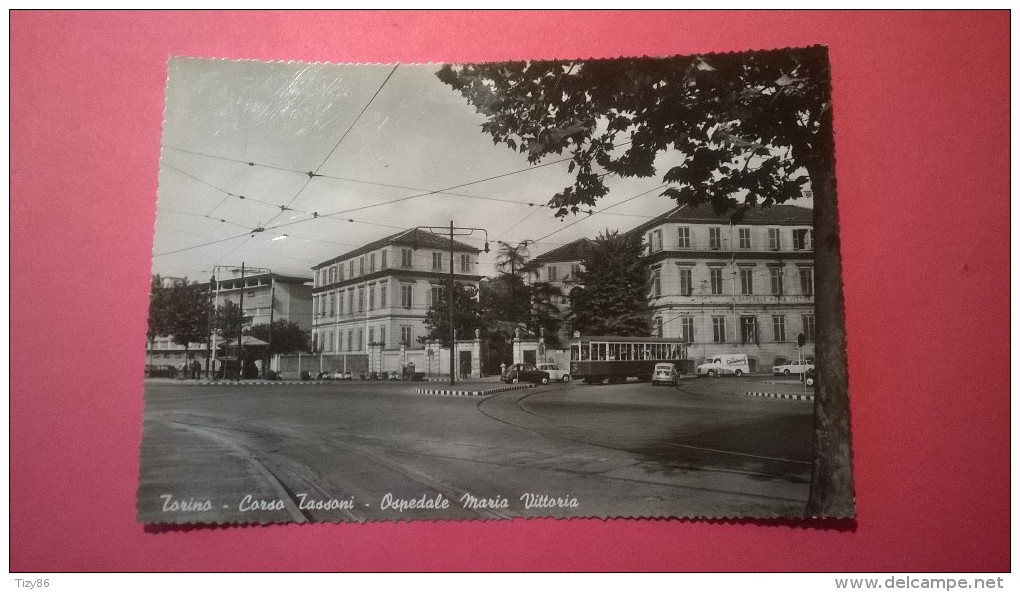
138,376,814,524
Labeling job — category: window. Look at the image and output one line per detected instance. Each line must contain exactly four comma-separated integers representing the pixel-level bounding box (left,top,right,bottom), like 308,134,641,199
432,252,442,270
712,316,726,343
349,261,354,278
740,316,759,344
768,228,782,250
312,332,318,352
648,229,663,253
570,264,581,278
430,285,443,306
548,266,558,281
770,267,785,295
357,287,365,312
677,226,691,249
710,267,724,295
651,267,661,297
356,328,363,351
792,229,811,250
653,317,663,337
401,248,412,268
380,282,388,308
401,284,412,308
369,253,376,273
401,325,412,346
740,267,755,295
678,267,693,296
368,284,375,310
359,257,365,276
460,253,470,273
379,326,386,346
802,315,816,342
709,227,722,250
328,267,334,284
347,290,354,315
772,315,787,342
323,331,331,352
681,317,695,343
337,264,343,282
347,330,353,351
328,292,335,316
368,327,374,345
381,249,388,269
739,228,752,249
799,267,814,296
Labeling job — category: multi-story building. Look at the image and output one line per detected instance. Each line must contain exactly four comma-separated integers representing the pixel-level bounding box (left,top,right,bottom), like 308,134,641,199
527,237,593,345
628,203,816,369
310,228,482,354
210,270,313,332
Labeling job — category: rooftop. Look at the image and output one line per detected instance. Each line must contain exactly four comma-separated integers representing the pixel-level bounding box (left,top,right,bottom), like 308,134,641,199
313,228,480,269
627,203,813,237
531,238,595,264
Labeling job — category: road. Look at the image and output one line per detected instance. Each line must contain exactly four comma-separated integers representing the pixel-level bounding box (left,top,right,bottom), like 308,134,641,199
137,376,814,524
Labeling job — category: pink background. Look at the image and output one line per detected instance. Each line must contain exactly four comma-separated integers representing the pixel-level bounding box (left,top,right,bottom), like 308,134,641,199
10,11,1010,571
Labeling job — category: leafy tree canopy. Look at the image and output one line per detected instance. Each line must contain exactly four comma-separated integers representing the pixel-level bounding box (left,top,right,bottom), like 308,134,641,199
249,321,310,355
214,300,251,342
420,282,485,348
147,275,212,350
437,47,833,220
568,230,652,336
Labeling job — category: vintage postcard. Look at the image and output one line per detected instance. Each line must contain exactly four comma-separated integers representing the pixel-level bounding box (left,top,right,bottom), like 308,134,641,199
139,48,853,524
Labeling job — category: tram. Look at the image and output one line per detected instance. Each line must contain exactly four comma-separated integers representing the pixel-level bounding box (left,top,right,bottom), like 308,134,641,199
569,336,690,384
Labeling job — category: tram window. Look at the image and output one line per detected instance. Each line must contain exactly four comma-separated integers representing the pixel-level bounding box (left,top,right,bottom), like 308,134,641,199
571,345,580,361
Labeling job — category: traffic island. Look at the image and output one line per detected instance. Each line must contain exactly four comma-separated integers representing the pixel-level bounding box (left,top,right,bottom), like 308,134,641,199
744,390,814,402
414,383,536,397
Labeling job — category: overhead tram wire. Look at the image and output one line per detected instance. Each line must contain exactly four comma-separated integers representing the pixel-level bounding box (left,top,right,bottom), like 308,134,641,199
262,63,400,229
162,145,546,208
531,183,669,244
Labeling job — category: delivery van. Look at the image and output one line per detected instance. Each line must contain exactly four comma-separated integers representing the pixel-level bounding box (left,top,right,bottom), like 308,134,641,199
696,354,750,377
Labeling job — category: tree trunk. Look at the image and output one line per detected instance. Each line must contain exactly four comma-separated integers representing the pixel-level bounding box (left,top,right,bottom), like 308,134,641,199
806,156,855,518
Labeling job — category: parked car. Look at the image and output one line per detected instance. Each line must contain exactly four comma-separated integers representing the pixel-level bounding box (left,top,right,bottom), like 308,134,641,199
651,362,679,386
501,363,551,385
537,363,570,382
772,360,815,376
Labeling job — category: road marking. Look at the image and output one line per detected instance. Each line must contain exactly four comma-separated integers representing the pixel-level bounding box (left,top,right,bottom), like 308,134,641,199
744,391,814,402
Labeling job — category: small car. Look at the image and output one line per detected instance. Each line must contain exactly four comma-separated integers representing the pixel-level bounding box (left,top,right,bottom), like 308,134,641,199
501,363,551,385
772,361,815,376
651,362,679,386
537,363,570,382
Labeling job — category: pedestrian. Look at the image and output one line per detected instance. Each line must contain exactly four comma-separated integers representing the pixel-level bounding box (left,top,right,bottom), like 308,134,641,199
191,358,201,380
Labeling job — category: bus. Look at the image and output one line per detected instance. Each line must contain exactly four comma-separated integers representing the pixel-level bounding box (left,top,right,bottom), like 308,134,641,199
569,336,690,384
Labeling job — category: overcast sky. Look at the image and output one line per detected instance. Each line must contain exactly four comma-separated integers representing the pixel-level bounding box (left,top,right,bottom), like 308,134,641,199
153,58,810,281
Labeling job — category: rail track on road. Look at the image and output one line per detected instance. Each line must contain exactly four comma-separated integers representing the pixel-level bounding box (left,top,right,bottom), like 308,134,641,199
476,387,811,488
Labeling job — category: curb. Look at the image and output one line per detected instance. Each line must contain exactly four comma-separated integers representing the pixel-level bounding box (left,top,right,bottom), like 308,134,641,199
414,384,536,397
744,390,814,402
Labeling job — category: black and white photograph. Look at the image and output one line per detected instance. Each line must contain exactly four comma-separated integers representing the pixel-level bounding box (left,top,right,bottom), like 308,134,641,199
140,48,853,524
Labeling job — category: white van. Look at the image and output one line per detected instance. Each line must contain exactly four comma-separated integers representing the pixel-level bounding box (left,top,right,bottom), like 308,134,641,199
696,354,750,377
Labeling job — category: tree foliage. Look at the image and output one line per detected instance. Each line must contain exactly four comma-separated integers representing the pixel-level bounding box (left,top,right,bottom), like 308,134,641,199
419,282,486,348
147,275,212,351
437,47,833,220
567,230,652,337
214,300,251,341
249,321,310,355
494,240,538,277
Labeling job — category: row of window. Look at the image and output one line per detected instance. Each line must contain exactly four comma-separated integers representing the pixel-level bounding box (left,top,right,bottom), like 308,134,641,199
651,314,816,344
650,265,813,298
313,282,456,318
647,226,812,253
538,263,582,283
313,325,415,352
315,249,473,287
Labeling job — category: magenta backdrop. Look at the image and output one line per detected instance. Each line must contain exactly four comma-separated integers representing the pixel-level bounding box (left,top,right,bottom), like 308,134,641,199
10,11,1010,572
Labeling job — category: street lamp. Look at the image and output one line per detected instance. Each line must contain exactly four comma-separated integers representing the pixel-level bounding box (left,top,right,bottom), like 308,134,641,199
414,221,489,386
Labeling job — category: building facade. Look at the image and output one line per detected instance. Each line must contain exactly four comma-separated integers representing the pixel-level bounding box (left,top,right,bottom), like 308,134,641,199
210,270,313,331
630,203,815,369
310,228,482,355
527,237,593,346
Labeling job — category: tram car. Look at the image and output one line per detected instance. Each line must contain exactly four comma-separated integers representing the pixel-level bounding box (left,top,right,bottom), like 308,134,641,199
569,336,690,384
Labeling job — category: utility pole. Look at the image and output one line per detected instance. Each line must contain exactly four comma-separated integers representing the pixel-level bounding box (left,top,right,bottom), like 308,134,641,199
265,278,276,378
414,222,490,386
236,263,245,380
